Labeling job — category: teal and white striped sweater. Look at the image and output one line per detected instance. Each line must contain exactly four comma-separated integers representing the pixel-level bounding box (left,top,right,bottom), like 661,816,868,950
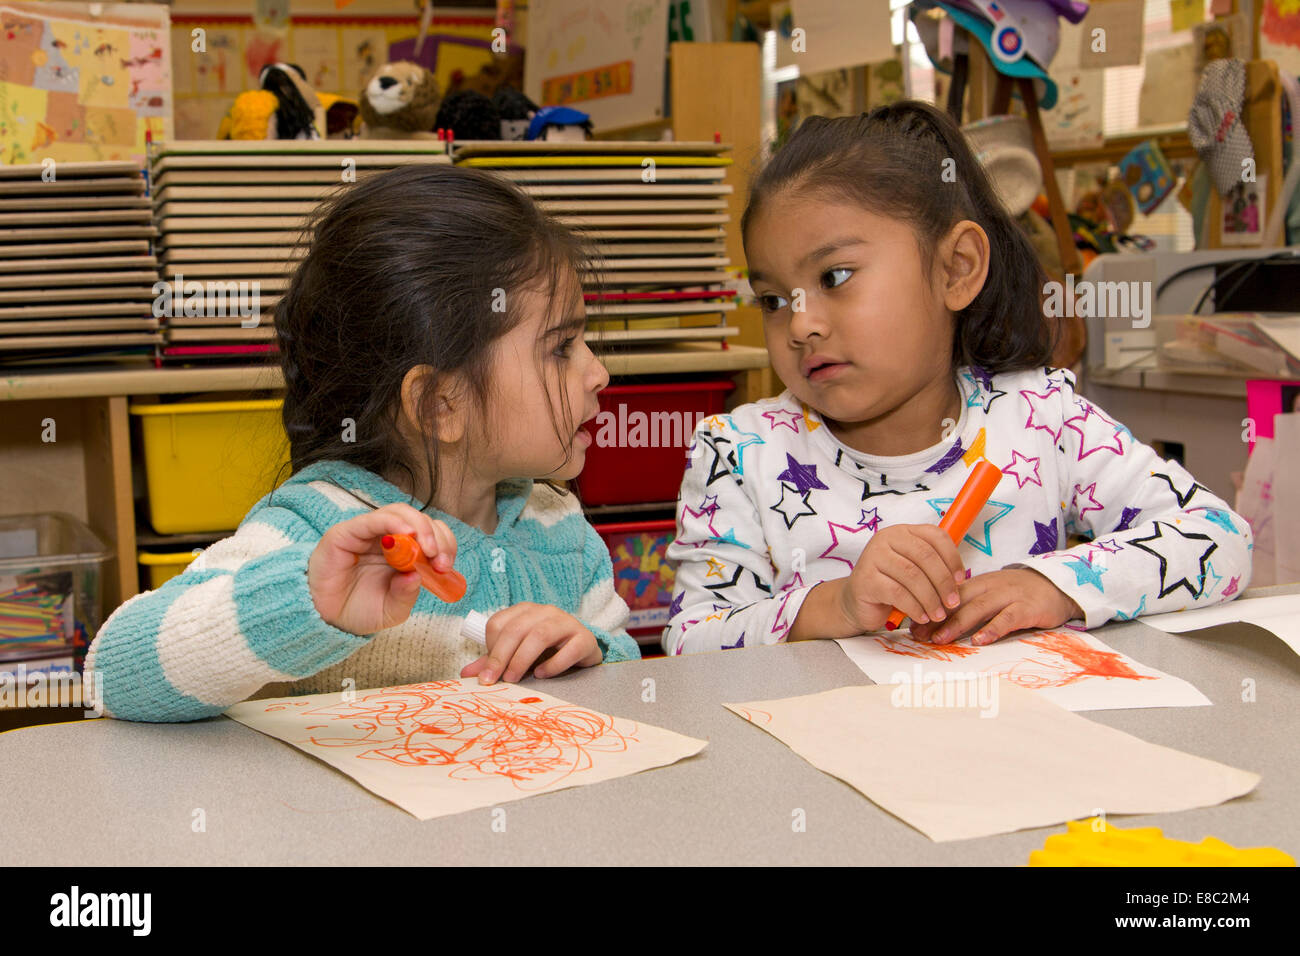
85,460,640,722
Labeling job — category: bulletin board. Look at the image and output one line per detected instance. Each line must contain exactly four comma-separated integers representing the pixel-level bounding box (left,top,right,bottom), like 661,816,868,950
0,1,173,165
522,0,670,133
168,12,497,141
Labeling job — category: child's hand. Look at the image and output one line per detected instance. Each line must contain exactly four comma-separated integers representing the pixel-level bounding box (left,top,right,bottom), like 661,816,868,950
909,568,1083,646
308,504,458,636
836,524,966,633
460,602,602,685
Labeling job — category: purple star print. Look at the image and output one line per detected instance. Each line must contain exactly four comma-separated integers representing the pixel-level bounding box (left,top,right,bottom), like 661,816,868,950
1113,506,1141,532
925,439,965,474
1029,519,1058,555
777,453,828,494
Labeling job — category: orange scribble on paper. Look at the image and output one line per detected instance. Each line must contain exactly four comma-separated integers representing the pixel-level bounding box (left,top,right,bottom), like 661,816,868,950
732,705,773,725
872,636,981,661
998,629,1156,689
267,680,636,791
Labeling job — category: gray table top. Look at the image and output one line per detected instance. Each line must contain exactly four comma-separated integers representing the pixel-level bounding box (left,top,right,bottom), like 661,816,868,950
3,593,1298,866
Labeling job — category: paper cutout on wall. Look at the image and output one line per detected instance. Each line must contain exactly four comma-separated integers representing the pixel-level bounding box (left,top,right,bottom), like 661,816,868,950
226,679,707,820
1043,69,1104,150
725,681,1259,843
1261,0,1300,77
523,0,669,132
0,1,172,164
835,628,1210,711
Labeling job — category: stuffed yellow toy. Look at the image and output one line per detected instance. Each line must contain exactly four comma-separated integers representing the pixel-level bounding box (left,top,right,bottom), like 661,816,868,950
218,63,359,140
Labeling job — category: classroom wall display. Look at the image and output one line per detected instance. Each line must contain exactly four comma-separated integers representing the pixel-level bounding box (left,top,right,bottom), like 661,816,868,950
168,11,497,141
1219,173,1268,245
1261,0,1300,77
0,1,172,165
1075,0,1144,69
1043,68,1105,150
1193,11,1251,71
1137,42,1197,128
522,0,670,133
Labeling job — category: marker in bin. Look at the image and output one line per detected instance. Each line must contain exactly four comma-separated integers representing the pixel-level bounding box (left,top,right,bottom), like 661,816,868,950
883,459,1003,631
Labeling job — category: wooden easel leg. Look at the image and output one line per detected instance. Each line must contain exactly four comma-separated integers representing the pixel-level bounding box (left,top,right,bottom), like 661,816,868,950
1017,77,1082,277
947,53,969,122
991,73,1012,117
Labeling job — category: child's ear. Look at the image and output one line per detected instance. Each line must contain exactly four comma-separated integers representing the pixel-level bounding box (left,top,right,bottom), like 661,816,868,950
399,365,468,444
940,220,991,313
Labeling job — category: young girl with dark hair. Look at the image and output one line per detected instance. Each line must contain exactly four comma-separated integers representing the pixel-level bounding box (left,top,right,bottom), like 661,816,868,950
88,164,639,722
665,101,1251,654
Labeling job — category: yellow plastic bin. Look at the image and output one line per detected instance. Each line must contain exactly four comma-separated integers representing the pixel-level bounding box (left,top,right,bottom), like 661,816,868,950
137,550,202,589
130,399,290,534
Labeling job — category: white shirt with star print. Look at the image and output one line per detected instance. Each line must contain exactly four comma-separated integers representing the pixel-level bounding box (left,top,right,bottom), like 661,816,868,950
663,365,1253,655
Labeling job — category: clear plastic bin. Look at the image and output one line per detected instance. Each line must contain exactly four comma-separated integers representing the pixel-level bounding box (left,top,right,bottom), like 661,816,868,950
0,513,110,666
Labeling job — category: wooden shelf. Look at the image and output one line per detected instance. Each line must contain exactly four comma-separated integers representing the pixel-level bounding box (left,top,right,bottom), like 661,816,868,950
600,342,768,376
0,363,283,402
1086,365,1250,398
0,345,768,401
1050,129,1195,168
1,344,771,615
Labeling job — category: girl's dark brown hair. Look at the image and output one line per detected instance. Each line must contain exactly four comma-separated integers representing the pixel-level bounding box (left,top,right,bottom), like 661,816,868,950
741,100,1055,374
274,163,592,503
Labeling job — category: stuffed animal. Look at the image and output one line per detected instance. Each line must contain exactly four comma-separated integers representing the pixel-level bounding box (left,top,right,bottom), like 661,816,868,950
359,61,441,139
434,90,501,141
218,62,359,140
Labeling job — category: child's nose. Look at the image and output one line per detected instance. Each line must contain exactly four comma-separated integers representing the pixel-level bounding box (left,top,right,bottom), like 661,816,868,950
788,303,829,342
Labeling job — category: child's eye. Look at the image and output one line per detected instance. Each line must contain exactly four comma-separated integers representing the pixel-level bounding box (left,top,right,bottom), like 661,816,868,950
757,292,789,313
822,267,853,289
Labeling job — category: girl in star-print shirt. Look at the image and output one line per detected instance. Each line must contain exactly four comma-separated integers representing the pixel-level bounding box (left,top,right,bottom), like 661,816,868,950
663,102,1251,655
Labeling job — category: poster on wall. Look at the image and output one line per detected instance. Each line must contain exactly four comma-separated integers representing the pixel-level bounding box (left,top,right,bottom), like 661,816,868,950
523,0,670,132
1043,69,1104,150
0,0,172,164
1260,0,1300,77
1219,174,1268,246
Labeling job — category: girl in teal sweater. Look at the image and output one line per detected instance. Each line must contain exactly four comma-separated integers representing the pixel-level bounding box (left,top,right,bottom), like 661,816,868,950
86,165,640,722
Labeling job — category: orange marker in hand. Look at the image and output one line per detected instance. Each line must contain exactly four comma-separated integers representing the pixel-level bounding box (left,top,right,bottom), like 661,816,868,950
884,459,1003,631
380,533,467,603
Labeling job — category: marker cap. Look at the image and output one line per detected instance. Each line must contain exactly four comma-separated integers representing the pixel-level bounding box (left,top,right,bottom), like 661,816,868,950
461,611,489,646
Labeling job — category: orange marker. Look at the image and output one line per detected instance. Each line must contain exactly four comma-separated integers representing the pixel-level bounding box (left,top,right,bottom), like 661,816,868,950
380,533,467,604
884,459,1003,631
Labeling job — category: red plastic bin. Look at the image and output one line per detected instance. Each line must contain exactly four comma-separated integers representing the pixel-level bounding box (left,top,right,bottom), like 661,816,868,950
574,380,734,505
593,519,679,635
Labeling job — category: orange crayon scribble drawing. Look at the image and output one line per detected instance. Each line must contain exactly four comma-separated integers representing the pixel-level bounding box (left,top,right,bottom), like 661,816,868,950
990,629,1157,690
733,705,773,725
269,680,638,792
872,635,981,661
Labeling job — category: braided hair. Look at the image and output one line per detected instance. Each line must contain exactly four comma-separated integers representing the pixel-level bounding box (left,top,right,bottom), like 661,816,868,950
740,100,1054,374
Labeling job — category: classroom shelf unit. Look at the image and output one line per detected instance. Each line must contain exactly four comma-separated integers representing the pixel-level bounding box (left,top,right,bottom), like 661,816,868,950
0,345,771,614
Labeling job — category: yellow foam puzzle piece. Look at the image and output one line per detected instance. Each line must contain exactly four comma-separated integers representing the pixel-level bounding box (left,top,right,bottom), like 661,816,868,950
1029,818,1295,867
